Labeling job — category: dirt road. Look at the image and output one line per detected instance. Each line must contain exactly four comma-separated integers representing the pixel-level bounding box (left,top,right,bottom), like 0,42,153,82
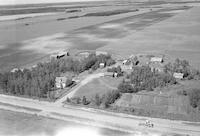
55,73,104,105
0,94,200,136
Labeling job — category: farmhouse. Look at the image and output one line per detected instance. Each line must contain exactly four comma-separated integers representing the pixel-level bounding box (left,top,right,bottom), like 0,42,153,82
150,57,163,63
77,52,90,58
55,77,67,89
173,73,184,79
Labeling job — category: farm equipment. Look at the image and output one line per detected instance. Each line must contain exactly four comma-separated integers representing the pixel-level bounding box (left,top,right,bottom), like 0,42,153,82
139,120,154,128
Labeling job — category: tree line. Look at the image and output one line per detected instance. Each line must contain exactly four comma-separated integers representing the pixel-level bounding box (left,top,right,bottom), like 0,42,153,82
0,53,115,99
66,90,121,108
164,58,200,79
118,66,177,93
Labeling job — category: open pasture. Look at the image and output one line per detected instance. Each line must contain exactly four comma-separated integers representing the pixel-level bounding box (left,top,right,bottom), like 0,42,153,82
99,6,200,69
73,77,122,99
0,1,198,71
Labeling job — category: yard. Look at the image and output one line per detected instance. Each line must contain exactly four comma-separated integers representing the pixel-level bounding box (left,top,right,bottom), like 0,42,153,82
72,76,122,99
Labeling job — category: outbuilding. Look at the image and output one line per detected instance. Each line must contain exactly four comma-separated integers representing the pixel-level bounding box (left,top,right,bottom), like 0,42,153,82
150,57,163,63
50,50,69,60
95,51,108,56
11,68,19,73
173,73,184,79
99,63,105,68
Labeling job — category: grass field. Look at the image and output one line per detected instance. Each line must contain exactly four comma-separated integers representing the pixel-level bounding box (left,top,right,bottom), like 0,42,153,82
73,77,122,99
114,79,200,122
0,1,195,71
99,6,200,69
0,1,149,71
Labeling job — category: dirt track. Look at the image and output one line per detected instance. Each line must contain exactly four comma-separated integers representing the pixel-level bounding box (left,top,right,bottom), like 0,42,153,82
55,73,104,105
0,94,200,136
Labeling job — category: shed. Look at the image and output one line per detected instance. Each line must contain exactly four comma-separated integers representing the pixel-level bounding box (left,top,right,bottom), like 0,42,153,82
57,51,69,58
55,77,67,89
78,52,90,58
114,72,118,78
173,73,184,79
11,68,19,73
96,51,108,56
99,63,105,68
50,50,69,60
150,57,163,63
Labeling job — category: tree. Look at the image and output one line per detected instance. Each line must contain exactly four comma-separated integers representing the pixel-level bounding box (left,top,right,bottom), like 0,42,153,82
82,96,90,105
94,94,101,106
118,82,135,93
188,89,200,108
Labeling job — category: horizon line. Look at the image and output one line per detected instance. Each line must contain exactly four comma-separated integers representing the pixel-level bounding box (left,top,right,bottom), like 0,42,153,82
0,0,108,6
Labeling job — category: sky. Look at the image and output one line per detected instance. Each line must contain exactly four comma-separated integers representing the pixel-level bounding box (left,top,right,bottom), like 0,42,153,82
0,0,105,5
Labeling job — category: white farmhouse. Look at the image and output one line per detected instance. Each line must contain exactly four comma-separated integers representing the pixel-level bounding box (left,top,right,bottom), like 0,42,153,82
173,73,184,79
150,57,163,63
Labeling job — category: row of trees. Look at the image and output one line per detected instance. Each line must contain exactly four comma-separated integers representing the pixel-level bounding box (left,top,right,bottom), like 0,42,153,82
66,90,121,108
0,53,115,99
164,58,200,79
188,89,200,109
118,66,177,93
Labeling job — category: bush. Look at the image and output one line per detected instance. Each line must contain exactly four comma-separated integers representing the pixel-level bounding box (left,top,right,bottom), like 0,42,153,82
118,82,136,93
188,89,200,108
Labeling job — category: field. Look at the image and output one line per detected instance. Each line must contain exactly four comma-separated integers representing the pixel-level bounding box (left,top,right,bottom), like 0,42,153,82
114,80,200,122
73,77,122,99
0,1,198,72
99,6,200,69
0,109,127,136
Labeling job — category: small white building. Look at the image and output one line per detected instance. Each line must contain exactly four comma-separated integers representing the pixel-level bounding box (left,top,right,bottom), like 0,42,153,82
173,73,184,79
114,72,118,78
78,52,90,58
55,77,67,89
99,63,105,69
11,68,19,73
96,51,108,56
150,57,163,63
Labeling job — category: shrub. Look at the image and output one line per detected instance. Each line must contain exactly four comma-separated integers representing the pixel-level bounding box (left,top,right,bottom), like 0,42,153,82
188,89,200,108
